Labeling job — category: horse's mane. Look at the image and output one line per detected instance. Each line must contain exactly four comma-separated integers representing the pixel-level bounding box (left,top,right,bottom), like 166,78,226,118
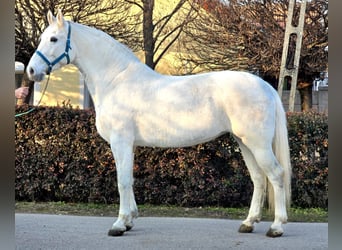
72,21,141,64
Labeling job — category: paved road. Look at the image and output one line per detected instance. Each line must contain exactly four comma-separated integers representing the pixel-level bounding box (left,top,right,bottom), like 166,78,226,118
15,213,327,250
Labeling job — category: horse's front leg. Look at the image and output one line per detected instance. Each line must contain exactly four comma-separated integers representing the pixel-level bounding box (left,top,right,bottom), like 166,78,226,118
107,136,137,236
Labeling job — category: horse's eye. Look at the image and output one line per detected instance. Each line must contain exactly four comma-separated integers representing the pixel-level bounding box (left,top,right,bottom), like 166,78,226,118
50,37,58,43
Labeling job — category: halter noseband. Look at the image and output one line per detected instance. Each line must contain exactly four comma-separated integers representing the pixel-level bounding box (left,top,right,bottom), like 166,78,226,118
35,21,72,75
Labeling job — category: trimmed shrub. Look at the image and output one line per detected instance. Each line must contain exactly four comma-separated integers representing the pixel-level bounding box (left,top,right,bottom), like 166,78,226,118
287,112,328,208
15,105,327,208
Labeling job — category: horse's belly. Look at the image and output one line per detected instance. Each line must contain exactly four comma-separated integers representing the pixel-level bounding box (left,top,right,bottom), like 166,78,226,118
133,108,230,147
135,129,227,148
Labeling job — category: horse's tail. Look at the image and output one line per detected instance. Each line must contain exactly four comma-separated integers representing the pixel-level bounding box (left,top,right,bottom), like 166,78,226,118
267,93,292,211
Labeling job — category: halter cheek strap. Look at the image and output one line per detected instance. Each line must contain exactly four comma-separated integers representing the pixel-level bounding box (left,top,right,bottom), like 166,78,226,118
35,21,72,75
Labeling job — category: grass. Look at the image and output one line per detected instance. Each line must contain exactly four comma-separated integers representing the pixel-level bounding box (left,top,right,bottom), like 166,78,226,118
15,201,327,223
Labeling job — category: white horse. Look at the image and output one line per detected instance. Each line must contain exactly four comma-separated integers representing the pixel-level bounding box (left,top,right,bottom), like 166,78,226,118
27,10,291,238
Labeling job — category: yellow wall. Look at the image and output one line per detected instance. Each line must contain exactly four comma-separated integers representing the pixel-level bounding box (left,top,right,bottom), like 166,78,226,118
33,65,82,108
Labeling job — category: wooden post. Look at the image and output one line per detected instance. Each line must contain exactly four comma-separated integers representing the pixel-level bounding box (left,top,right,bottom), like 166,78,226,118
15,62,34,105
278,0,306,112
15,62,25,105
80,72,94,109
83,84,94,109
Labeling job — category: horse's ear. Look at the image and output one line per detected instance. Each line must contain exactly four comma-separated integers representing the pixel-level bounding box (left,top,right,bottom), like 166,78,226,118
56,9,65,29
47,10,55,25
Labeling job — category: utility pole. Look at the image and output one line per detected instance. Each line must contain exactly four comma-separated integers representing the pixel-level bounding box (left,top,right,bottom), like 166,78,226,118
278,0,307,112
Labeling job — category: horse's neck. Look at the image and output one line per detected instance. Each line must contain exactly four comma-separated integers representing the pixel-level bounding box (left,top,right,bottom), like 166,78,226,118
71,22,152,105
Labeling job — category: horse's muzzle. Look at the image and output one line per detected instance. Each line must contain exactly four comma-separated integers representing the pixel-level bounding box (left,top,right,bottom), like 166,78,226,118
27,66,46,82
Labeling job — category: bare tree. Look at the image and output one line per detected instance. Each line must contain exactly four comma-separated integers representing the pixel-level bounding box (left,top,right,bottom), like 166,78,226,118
179,0,252,74
181,0,328,90
297,0,328,111
125,0,196,69
16,0,198,71
15,0,141,66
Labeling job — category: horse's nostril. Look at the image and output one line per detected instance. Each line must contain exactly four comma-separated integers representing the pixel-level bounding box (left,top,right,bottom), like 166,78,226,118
29,67,34,75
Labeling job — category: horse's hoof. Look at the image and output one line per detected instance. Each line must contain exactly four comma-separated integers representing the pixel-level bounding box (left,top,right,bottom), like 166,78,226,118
125,223,133,231
108,228,125,236
266,228,283,238
238,224,254,233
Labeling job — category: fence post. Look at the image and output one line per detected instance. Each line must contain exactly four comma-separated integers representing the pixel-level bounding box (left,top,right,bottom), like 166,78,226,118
80,72,94,109
15,62,25,105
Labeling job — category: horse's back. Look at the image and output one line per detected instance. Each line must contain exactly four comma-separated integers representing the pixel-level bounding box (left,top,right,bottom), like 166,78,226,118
189,70,277,120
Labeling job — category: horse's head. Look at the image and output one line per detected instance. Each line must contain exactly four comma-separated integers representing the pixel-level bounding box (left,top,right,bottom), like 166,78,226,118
27,9,75,82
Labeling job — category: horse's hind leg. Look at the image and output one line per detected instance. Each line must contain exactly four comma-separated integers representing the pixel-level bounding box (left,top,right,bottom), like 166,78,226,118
247,142,287,237
235,137,266,233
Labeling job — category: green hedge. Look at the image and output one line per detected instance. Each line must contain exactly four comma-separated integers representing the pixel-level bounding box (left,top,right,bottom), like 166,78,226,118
15,105,328,208
287,112,328,208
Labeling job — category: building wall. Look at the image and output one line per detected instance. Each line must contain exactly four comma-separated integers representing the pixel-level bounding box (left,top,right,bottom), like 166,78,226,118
281,88,328,114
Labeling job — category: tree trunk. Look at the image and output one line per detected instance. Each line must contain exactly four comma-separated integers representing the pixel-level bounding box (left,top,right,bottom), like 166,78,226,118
143,0,155,69
298,82,313,112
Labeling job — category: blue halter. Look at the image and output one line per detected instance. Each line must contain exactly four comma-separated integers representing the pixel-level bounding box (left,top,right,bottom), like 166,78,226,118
35,21,72,75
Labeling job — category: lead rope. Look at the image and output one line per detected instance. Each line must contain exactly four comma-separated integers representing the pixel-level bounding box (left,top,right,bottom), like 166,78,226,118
15,74,50,118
